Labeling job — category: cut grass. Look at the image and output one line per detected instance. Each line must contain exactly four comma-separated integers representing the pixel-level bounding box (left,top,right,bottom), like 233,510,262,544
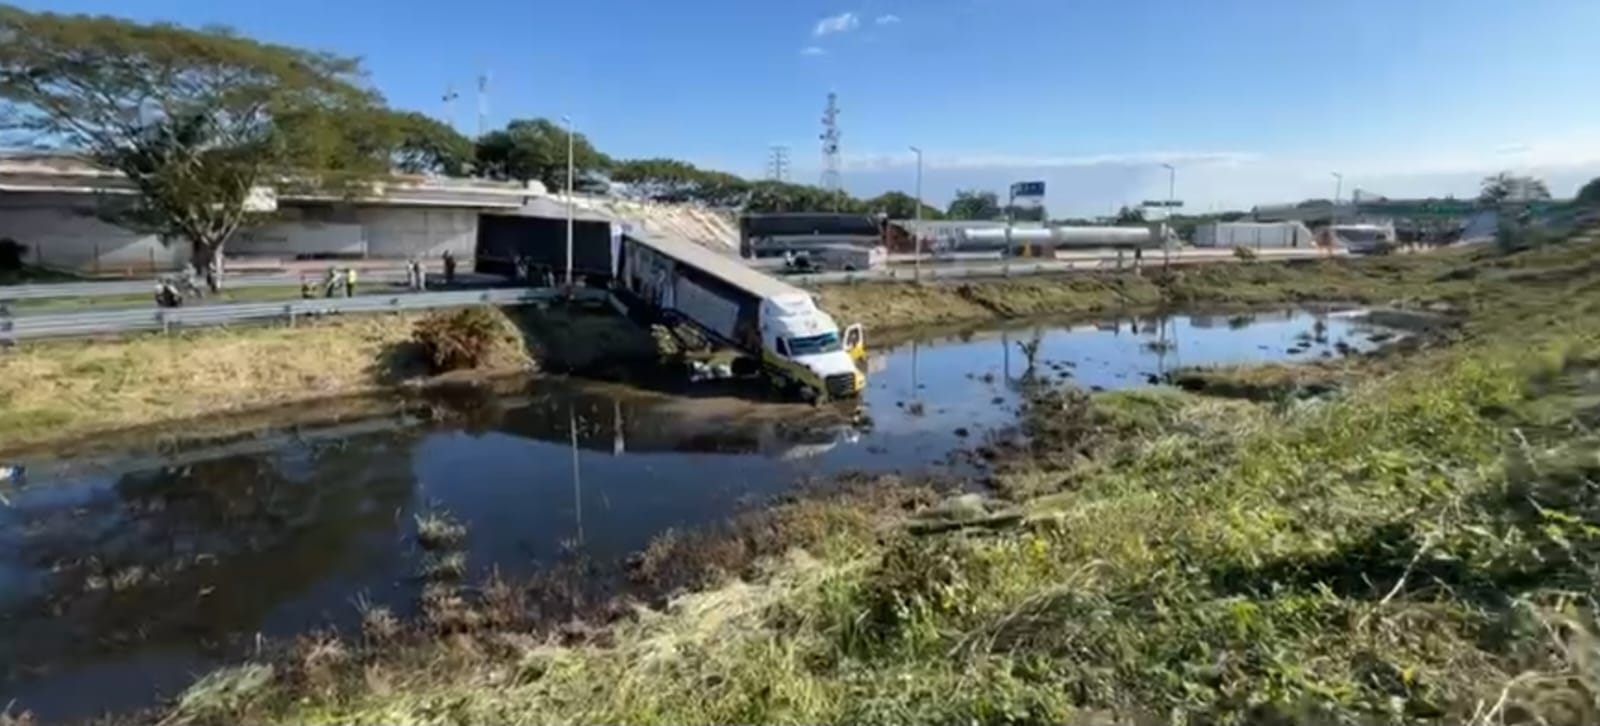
157,230,1600,725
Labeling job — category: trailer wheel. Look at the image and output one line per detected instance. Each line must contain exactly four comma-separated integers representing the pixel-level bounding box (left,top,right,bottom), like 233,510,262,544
731,356,759,377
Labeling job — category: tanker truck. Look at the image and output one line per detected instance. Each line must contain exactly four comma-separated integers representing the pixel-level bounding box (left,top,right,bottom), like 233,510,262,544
955,225,1166,253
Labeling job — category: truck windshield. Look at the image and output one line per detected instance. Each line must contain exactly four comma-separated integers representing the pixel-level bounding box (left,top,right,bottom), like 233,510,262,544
787,332,842,356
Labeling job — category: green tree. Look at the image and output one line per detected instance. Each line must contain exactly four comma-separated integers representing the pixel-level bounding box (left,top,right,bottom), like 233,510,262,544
1479,171,1551,205
381,111,473,176
609,158,754,206
1573,176,1600,205
610,158,706,201
0,5,390,285
946,189,1002,220
475,118,610,191
743,180,863,214
1115,205,1146,224
863,191,942,220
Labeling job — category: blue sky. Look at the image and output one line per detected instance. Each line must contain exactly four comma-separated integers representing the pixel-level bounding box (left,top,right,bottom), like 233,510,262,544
19,0,1600,214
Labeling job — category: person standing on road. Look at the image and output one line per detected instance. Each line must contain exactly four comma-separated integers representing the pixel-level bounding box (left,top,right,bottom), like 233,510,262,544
442,251,457,286
344,267,358,297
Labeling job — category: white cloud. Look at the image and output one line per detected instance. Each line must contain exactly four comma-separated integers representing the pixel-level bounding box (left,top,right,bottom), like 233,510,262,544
875,14,901,25
799,46,827,56
813,11,860,36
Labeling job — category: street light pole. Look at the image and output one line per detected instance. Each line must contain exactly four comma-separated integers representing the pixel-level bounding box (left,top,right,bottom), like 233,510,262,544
1161,162,1176,268
910,145,923,283
564,115,576,288
1330,172,1343,249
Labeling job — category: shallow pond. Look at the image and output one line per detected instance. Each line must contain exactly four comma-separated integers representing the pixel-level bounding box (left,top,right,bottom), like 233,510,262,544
0,306,1393,721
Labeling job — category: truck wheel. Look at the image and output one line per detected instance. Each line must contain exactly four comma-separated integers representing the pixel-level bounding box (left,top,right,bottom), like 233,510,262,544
731,356,759,377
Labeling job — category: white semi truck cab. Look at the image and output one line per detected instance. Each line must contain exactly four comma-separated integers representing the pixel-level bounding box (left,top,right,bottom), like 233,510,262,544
757,293,865,400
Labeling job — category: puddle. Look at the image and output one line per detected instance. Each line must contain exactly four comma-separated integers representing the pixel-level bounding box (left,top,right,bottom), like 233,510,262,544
0,306,1394,721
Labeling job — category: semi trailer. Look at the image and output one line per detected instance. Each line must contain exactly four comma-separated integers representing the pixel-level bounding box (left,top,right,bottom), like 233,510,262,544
619,230,867,401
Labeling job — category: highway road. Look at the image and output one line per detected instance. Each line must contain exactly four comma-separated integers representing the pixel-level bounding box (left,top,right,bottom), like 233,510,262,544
793,246,1342,284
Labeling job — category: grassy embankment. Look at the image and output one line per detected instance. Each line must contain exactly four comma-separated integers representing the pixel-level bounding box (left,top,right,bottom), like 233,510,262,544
150,233,1600,725
816,253,1476,336
0,304,659,458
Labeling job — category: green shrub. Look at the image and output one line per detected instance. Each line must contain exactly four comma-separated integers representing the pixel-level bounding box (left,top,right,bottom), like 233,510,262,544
1232,244,1258,261
413,307,505,373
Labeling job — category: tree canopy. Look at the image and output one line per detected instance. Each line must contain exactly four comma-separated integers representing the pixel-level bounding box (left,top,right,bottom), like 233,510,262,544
862,191,943,220
1579,177,1600,205
946,190,1002,220
1479,172,1551,205
1115,206,1147,225
0,5,419,281
382,111,474,176
474,118,610,191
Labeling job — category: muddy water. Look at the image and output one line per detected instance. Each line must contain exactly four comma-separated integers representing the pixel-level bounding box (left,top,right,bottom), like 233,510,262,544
0,307,1391,721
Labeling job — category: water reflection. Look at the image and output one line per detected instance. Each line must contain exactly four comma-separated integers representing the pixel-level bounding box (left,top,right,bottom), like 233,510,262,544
2,306,1393,721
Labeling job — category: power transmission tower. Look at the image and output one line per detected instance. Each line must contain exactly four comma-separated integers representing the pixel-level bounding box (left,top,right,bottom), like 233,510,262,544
766,145,790,182
819,92,842,192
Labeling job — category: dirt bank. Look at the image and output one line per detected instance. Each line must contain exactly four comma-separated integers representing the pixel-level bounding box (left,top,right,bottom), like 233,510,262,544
0,304,660,458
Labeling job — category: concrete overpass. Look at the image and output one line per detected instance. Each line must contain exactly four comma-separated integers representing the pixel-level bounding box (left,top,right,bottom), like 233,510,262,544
0,153,738,275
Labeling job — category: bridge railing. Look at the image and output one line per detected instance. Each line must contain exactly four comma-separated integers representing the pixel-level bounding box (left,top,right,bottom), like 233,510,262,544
0,287,608,343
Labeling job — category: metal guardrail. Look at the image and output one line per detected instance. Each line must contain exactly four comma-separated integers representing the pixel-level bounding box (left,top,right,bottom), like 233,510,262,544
789,248,1341,285
0,269,465,301
0,287,608,343
790,261,1085,285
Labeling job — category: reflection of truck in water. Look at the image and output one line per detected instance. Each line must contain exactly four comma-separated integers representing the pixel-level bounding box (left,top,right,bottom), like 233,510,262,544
618,230,868,402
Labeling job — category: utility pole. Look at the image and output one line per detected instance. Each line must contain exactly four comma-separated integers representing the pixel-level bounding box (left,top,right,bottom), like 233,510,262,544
910,145,923,282
564,115,575,287
1162,162,1176,268
1330,172,1344,246
1004,184,1016,261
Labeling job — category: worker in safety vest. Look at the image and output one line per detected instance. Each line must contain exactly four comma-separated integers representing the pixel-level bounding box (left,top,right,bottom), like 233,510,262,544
344,267,358,297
